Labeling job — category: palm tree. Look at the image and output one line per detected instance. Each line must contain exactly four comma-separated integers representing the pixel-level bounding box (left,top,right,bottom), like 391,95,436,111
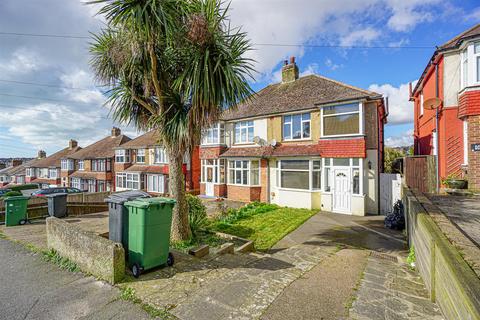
89,0,254,241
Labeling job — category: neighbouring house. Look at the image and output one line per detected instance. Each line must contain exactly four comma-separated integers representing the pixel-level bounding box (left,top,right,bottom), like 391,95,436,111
113,130,201,195
0,159,27,187
61,127,131,192
411,23,480,190
25,141,82,188
199,57,386,215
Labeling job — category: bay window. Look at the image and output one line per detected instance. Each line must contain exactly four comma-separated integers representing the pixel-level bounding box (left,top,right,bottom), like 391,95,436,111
322,102,362,137
92,159,111,172
115,149,130,163
460,41,480,88
61,159,73,171
116,173,140,190
228,160,259,186
26,168,35,177
283,113,310,140
202,123,225,145
71,178,81,190
235,121,254,143
136,149,145,163
154,147,168,164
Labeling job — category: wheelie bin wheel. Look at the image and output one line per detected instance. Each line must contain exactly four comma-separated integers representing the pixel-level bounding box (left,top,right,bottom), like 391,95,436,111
132,264,142,278
19,219,27,225
167,252,174,267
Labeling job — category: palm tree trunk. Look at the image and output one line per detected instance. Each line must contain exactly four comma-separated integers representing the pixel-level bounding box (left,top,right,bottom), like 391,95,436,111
168,148,191,241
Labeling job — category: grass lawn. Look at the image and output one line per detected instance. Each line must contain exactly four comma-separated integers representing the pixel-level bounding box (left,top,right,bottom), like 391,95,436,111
210,206,317,251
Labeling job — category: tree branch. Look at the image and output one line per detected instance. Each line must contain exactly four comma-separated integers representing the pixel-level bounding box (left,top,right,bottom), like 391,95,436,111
148,41,164,115
130,89,156,115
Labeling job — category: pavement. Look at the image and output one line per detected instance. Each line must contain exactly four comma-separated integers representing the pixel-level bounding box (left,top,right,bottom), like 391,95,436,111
0,238,152,320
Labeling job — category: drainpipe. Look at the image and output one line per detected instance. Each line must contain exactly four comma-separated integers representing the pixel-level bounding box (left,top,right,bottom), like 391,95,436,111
435,62,440,193
378,97,388,215
266,158,270,204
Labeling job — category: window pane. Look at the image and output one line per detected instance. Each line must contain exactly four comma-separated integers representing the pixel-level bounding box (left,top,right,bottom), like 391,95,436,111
303,121,310,138
302,113,310,120
251,169,259,185
352,158,359,166
324,158,331,166
323,103,359,115
281,160,309,170
241,128,246,142
313,160,321,170
292,114,302,139
235,170,242,184
248,127,254,142
312,171,321,189
325,168,331,192
333,158,350,166
281,171,309,189
251,160,259,169
283,123,291,140
242,169,248,184
477,56,480,82
353,169,360,194
235,126,240,142
323,113,359,136
475,42,480,54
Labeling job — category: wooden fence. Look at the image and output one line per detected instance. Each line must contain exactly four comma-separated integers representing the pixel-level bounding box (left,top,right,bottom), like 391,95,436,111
0,191,112,222
404,155,437,194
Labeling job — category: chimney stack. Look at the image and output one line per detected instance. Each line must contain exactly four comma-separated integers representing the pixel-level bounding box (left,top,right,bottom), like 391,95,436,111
38,150,47,159
111,127,121,137
281,56,299,83
68,139,78,150
11,159,23,167
0,163,6,170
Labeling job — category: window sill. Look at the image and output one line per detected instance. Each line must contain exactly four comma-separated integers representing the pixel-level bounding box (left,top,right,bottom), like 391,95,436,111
276,187,319,193
320,134,364,139
226,183,261,187
233,142,255,146
282,138,312,142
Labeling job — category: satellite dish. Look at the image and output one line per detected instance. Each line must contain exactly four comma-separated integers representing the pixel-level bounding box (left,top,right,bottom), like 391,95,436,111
270,139,277,147
423,97,442,110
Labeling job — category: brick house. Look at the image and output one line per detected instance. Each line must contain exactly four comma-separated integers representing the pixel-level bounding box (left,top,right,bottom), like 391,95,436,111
199,57,386,215
0,160,27,187
411,23,480,190
113,130,201,195
61,127,131,192
25,141,82,188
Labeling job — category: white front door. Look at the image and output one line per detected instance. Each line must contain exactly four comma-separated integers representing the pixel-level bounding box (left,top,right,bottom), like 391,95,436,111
205,166,214,197
333,169,351,214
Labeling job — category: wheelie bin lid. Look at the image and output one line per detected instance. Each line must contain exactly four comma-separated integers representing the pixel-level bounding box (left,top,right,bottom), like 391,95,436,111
46,193,68,198
105,190,151,204
124,197,176,209
4,195,30,201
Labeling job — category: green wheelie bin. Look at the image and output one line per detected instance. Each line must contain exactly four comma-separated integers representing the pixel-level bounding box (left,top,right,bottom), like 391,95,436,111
5,196,30,227
124,197,176,278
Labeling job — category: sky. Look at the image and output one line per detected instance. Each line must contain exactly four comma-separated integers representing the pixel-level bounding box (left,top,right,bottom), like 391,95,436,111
0,0,480,157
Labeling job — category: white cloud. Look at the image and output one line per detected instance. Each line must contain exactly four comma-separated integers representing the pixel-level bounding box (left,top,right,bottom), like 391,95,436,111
0,48,43,76
339,27,381,46
386,0,441,32
385,129,414,147
369,81,417,124
60,69,106,105
325,58,343,71
465,7,480,21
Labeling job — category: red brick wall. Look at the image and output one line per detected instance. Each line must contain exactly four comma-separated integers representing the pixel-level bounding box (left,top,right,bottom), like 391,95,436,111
226,185,261,202
190,146,201,190
199,146,226,159
468,115,480,190
318,138,366,158
199,183,227,197
459,90,480,118
260,159,268,202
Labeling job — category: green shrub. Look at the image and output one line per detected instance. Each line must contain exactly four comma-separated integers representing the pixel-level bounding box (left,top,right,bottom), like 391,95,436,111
407,246,416,269
186,194,207,237
3,191,22,198
9,184,39,191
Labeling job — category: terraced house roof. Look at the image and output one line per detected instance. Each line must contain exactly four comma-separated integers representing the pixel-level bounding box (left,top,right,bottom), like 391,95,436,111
222,74,381,121
117,130,161,149
26,146,82,168
439,23,480,50
69,134,131,160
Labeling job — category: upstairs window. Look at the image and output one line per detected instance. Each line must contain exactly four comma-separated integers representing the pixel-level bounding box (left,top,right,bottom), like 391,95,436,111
322,103,361,137
235,121,254,143
283,113,310,140
202,123,225,145
136,149,145,163
154,147,168,164
92,159,111,172
49,168,57,179
26,168,35,177
61,159,73,171
78,160,84,171
115,150,130,163
461,42,480,88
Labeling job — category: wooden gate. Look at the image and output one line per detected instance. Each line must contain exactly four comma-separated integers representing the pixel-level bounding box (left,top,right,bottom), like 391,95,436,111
380,173,402,215
404,156,437,193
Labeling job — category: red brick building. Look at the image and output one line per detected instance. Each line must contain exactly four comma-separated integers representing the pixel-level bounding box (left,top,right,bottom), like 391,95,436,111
411,24,480,190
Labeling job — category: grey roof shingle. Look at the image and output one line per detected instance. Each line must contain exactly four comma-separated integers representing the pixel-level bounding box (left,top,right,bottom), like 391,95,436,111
68,135,131,160
439,23,480,51
222,75,381,121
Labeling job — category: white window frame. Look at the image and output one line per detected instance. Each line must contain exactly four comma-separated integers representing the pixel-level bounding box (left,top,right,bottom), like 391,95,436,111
227,159,260,186
202,123,225,145
201,159,225,184
61,159,73,171
26,167,35,177
136,149,145,163
92,159,110,172
234,121,254,144
154,147,168,164
420,91,424,116
283,113,311,141
276,159,322,191
48,168,57,179
461,41,480,89
320,102,363,138
147,174,165,193
78,160,84,171
116,172,140,190
71,177,82,189
115,149,130,163
322,158,363,195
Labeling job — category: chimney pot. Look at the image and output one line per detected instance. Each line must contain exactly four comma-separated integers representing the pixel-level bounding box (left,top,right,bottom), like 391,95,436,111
11,160,23,167
290,56,295,64
37,150,46,159
68,139,78,150
111,127,121,137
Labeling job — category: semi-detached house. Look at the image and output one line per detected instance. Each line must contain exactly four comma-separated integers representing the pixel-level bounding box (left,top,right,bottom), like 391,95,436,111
113,130,201,194
61,127,131,192
200,57,386,215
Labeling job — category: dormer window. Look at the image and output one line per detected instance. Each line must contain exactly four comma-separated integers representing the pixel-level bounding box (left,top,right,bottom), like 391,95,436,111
283,113,310,140
235,121,254,143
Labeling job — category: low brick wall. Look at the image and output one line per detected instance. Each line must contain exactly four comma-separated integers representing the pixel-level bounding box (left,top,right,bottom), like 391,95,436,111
404,187,480,320
46,217,125,284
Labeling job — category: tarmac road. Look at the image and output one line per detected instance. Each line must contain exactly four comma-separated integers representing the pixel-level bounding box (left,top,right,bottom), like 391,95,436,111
0,238,152,320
